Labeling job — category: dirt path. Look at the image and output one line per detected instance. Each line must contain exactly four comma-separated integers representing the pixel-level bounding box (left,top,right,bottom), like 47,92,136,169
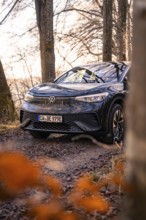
0,128,122,219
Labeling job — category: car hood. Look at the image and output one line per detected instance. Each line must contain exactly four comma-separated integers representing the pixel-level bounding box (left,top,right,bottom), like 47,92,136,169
30,82,122,97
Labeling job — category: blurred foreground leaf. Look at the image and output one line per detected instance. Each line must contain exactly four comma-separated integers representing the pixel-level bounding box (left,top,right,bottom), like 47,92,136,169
0,152,41,193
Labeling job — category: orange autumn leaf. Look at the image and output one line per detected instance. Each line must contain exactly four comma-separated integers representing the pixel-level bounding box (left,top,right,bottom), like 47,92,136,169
115,159,124,172
60,212,79,220
111,173,135,193
0,152,40,192
77,195,110,213
68,191,82,205
111,173,125,187
74,175,104,194
31,201,63,220
44,175,62,197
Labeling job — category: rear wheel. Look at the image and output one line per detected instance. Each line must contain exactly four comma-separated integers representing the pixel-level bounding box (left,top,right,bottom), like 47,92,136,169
104,104,124,144
29,131,50,139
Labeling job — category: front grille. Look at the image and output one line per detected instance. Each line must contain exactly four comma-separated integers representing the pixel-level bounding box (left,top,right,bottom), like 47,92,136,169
22,111,99,133
33,122,70,131
29,97,75,106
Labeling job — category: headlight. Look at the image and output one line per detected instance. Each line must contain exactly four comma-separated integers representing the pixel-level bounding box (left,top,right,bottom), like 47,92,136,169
75,92,109,103
24,93,34,102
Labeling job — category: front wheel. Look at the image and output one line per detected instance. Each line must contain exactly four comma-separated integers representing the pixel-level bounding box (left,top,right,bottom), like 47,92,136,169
104,104,124,144
29,131,50,139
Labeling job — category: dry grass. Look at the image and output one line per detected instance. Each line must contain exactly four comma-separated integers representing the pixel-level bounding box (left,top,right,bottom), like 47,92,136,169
0,121,19,133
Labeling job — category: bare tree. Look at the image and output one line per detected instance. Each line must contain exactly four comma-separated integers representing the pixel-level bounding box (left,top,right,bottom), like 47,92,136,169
102,0,113,61
127,0,133,61
124,0,146,219
35,0,55,83
117,0,128,61
0,60,15,123
54,0,103,64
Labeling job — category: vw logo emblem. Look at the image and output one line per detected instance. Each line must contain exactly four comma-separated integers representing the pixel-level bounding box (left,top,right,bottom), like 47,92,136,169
48,96,56,104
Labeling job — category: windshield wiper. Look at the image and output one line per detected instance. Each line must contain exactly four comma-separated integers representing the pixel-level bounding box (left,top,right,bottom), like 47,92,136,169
96,75,105,83
83,68,105,83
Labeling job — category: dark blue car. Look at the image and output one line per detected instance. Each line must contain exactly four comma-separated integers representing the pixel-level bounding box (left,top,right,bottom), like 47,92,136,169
20,62,130,144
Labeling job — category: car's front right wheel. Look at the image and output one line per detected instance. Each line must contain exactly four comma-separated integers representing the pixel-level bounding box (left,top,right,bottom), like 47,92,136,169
29,131,50,139
104,104,124,144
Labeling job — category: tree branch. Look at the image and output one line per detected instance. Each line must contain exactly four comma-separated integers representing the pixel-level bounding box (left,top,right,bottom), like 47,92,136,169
18,25,37,37
55,7,100,17
0,0,20,25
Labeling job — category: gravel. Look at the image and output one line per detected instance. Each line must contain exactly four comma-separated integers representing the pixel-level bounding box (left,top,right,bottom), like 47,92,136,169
0,128,124,219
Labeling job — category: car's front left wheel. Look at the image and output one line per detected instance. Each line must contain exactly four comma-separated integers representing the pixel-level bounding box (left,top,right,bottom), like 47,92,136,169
105,104,124,144
29,131,50,139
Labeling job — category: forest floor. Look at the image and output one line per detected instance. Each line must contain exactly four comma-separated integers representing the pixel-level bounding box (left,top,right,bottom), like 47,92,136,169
0,125,124,220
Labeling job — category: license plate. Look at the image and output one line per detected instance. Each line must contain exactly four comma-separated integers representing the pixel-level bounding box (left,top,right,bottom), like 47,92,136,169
38,115,62,123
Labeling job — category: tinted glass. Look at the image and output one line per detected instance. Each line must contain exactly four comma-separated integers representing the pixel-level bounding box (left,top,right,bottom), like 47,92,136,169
94,63,127,83
55,63,127,84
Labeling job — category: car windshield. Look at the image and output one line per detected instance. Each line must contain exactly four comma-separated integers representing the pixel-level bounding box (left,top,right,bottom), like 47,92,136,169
54,63,127,84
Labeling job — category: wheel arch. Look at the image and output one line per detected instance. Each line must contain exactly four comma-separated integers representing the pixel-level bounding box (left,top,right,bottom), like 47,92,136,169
101,94,125,129
111,94,124,107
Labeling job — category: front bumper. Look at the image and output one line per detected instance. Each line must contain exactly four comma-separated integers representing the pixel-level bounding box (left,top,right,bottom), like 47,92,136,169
20,110,102,134
20,97,108,134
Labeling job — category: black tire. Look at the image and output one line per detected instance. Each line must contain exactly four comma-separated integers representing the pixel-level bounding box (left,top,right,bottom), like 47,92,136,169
29,131,50,139
104,104,124,144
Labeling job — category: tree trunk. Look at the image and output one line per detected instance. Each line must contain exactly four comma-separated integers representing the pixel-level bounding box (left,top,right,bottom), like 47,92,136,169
117,0,128,61
0,60,15,123
35,0,55,83
102,0,113,61
127,1,132,61
124,0,146,219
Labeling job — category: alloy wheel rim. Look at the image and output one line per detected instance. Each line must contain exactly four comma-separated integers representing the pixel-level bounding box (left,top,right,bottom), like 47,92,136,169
113,109,124,142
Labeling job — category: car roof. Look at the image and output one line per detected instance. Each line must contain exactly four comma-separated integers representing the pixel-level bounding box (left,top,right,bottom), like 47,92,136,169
79,61,130,72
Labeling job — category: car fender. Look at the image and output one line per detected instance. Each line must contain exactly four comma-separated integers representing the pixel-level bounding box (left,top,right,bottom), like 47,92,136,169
101,93,125,130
